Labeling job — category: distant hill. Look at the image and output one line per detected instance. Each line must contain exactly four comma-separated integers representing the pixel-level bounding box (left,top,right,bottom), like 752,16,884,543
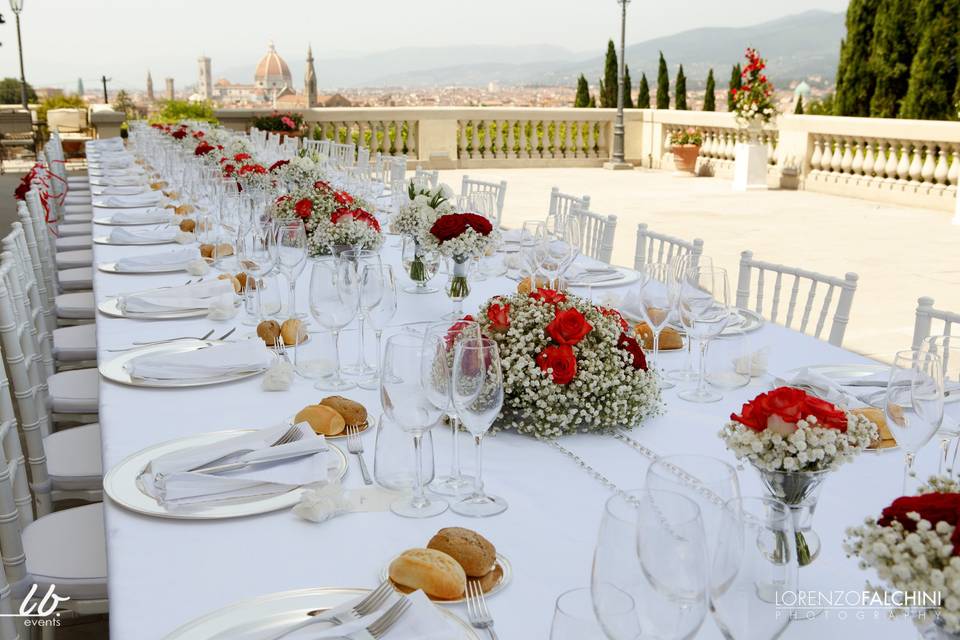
215,10,843,91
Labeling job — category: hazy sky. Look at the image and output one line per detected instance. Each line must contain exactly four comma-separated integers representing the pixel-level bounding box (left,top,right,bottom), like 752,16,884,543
1,0,848,90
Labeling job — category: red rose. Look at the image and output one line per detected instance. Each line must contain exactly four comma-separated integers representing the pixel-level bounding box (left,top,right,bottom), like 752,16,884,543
222,164,235,176
269,159,290,173
730,387,849,434
171,129,187,140
294,198,313,219
597,306,629,332
617,333,648,371
354,210,380,232
233,153,251,162
529,288,567,305
275,195,291,206
879,493,960,555
546,308,592,346
458,212,493,236
314,180,332,192
487,303,510,331
536,344,577,384
803,395,849,431
430,214,469,243
194,141,215,156
444,315,476,350
334,191,354,206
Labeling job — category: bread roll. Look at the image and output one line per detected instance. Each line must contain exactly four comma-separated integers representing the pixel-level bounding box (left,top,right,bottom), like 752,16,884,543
280,319,306,346
256,320,281,345
174,204,194,216
179,218,196,233
388,548,466,600
427,527,496,577
216,243,235,258
295,405,345,436
634,323,683,351
320,396,366,427
218,273,242,294
199,244,215,259
517,275,558,294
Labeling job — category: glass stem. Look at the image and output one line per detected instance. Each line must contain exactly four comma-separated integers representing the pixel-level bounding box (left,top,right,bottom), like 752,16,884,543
651,328,661,369
355,313,367,370
940,437,950,475
330,330,342,383
412,434,427,509
449,413,461,478
696,338,710,396
373,329,383,378
256,278,264,322
903,451,916,493
287,273,297,319
473,434,484,497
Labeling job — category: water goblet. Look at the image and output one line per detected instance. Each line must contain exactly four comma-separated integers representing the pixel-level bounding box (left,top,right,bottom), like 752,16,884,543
308,258,359,391
885,349,944,491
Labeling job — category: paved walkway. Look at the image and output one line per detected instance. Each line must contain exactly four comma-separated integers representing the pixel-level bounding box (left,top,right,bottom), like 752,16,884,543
440,167,960,362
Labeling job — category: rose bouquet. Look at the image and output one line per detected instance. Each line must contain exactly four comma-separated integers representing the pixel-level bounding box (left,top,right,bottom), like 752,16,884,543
422,212,500,304
731,48,777,127
391,181,455,238
846,477,960,635
268,155,325,189
272,181,382,256
721,386,879,564
474,288,661,438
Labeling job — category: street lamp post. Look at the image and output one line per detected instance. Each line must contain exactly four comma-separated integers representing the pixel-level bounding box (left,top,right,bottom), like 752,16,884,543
605,0,632,170
9,0,28,110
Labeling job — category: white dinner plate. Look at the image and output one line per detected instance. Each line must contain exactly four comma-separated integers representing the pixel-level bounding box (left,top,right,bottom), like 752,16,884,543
92,215,168,227
379,553,513,604
567,266,641,288
93,199,162,209
160,587,478,639
724,308,764,335
97,261,188,275
100,339,267,388
93,234,176,246
98,296,230,320
781,363,888,383
103,429,348,521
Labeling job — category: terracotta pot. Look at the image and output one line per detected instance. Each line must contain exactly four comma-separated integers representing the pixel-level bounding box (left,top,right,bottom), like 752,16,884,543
672,144,700,174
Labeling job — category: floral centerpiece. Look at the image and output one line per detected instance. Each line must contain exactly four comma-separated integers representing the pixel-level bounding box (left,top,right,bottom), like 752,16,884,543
422,212,500,313
846,476,960,638
391,181,455,285
474,288,661,438
268,155,325,189
721,386,879,564
272,180,382,256
731,48,777,128
252,112,303,134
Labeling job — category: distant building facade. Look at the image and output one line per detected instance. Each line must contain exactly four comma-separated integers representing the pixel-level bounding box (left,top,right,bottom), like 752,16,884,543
198,56,213,101
146,71,154,102
305,45,318,108
165,78,174,100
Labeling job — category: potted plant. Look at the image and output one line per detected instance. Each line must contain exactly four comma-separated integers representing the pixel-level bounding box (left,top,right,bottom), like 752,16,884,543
252,112,304,138
730,48,777,191
670,128,702,174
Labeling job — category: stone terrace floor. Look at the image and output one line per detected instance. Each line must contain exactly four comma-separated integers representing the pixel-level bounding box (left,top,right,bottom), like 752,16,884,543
439,167,960,362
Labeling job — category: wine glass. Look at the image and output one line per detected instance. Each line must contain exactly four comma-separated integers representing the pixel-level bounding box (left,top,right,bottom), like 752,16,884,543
538,217,580,288
401,235,440,294
710,497,798,640
551,587,636,640
630,262,675,388
358,264,397,390
423,319,480,497
237,219,277,326
677,265,733,403
308,258,359,391
885,349,944,491
338,249,382,377
665,255,713,384
380,332,448,518
592,490,709,640
450,336,507,517
920,335,960,473
275,220,308,320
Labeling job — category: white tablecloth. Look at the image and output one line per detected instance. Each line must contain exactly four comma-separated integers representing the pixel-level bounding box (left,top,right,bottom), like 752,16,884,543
87,149,924,639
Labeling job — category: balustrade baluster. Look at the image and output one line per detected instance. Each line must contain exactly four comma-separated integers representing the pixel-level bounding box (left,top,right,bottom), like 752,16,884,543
934,148,949,185
949,150,960,186
563,121,573,158
522,121,533,159
921,144,937,184
552,121,561,159
851,141,864,175
586,122,596,158
470,120,482,160
821,139,834,172
596,122,607,160
896,145,912,183
885,144,901,181
908,145,923,184
406,120,417,156
458,121,467,160
808,137,823,174
873,142,888,178
831,139,845,173
861,141,874,177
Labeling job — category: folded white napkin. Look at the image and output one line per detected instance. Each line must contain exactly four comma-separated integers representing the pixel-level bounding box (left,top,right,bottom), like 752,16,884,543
775,367,877,408
140,423,331,507
89,175,144,187
501,228,523,243
284,590,456,640
126,337,271,380
109,209,170,224
109,227,178,244
566,263,621,284
121,279,236,313
93,185,145,196
97,193,162,208
115,248,199,273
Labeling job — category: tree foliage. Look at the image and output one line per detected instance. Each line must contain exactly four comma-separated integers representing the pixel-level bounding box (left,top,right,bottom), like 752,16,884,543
601,40,619,108
901,0,959,120
794,96,805,114
637,73,650,108
574,74,591,108
0,78,36,104
867,0,917,117
623,65,634,108
149,100,218,124
834,0,880,116
703,69,716,111
675,65,688,110
656,52,670,109
727,64,742,110
37,95,86,123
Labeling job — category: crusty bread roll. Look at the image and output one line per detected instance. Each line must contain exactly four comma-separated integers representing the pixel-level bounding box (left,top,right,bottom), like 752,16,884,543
199,244,215,259
634,323,684,351
517,275,559,295
179,218,196,233
295,405,345,436
256,320,281,345
320,396,366,427
427,527,496,577
216,243,234,258
280,319,306,346
388,548,466,600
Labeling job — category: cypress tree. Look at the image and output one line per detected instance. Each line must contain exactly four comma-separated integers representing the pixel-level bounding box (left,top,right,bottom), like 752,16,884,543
794,96,804,114
868,0,917,117
588,94,597,108
574,74,590,108
675,65,688,110
601,40,619,108
727,64,742,110
902,0,960,120
623,65,634,108
703,69,716,111
656,52,670,109
834,0,880,116
637,73,650,108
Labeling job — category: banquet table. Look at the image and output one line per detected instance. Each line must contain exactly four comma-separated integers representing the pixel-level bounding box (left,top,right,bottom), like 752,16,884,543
85,145,930,639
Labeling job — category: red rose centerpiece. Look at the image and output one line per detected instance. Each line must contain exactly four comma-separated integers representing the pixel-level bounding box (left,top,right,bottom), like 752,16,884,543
474,288,661,438
423,211,501,317
722,386,879,564
271,183,382,256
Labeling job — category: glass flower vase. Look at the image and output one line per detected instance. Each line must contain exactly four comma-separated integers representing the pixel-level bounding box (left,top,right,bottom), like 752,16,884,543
754,466,829,567
446,255,470,319
401,236,438,294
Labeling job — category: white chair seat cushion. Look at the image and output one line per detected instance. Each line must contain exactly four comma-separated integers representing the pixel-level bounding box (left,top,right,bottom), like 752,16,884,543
48,367,99,414
45,422,102,490
58,266,92,291
53,323,97,361
65,195,89,205
67,175,89,185
58,222,92,237
55,291,95,319
63,213,92,224
55,235,92,251
56,249,92,270
64,203,92,214
23,503,106,601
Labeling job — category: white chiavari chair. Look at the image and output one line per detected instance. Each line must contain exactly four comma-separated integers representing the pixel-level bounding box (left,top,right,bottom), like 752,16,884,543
331,142,356,169
2,225,54,378
568,206,617,264
414,166,439,190
633,223,704,270
548,187,590,227
913,297,960,377
24,189,91,270
47,135,94,221
45,156,92,251
461,175,507,227
736,250,859,347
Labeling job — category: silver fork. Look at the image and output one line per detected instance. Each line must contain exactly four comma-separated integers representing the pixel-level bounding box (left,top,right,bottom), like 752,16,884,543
217,327,237,341
273,581,394,639
346,424,372,485
466,580,499,640
106,329,216,352
186,424,302,473
273,337,290,363
365,596,411,639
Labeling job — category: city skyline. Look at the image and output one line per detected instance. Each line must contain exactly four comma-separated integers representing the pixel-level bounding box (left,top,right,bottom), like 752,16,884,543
1,0,848,91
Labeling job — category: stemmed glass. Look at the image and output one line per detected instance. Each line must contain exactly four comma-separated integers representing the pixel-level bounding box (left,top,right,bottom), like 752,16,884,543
237,219,277,326
920,335,960,473
338,249,382,377
551,587,635,640
592,490,709,640
275,220,308,320
538,217,580,288
519,220,546,282
358,264,397,390
381,333,448,518
424,320,480,497
677,265,733,403
710,497,798,640
631,262,676,388
450,336,507,517
665,255,712,384
885,349,944,491
308,258,359,391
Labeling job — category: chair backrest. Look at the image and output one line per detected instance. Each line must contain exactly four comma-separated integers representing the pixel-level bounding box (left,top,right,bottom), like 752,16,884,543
13,203,53,328
913,297,960,376
19,196,58,304
633,223,704,271
414,166,439,190
569,207,617,264
2,225,54,378
461,175,506,226
736,250,859,347
356,147,371,170
331,142,356,168
548,187,590,227
388,156,407,184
